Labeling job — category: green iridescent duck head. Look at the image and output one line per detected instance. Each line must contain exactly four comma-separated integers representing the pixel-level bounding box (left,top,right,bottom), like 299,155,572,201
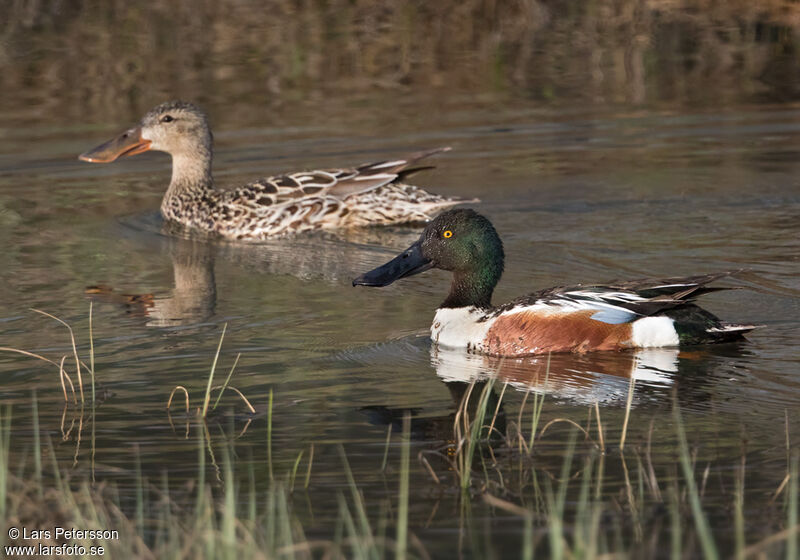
354,209,505,308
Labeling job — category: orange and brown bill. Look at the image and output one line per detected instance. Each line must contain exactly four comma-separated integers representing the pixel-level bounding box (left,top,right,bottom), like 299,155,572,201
78,127,151,163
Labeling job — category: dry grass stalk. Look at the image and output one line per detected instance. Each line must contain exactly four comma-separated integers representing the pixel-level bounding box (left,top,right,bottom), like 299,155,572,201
209,385,255,414
483,493,533,518
620,375,635,451
488,380,508,439
418,452,440,484
539,418,594,447
166,386,191,413
594,402,605,452
58,355,76,404
31,308,84,403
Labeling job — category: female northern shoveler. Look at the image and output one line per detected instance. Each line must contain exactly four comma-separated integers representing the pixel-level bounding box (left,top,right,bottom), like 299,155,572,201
78,101,471,239
353,209,757,357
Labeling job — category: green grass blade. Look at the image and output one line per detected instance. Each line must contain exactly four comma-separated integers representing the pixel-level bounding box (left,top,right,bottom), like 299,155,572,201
267,388,274,482
397,412,411,560
201,323,227,418
212,352,241,411
673,400,718,560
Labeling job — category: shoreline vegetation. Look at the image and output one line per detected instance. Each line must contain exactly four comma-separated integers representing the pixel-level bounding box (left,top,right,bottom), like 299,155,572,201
2,1,800,123
1,309,798,558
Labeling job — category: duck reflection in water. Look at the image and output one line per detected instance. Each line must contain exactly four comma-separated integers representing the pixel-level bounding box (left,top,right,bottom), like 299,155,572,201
360,339,754,452
362,377,508,445
361,345,685,445
431,345,680,406
86,236,217,328
86,225,418,327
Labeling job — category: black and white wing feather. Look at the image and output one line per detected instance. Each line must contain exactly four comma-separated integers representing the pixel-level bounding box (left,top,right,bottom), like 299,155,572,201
493,273,745,325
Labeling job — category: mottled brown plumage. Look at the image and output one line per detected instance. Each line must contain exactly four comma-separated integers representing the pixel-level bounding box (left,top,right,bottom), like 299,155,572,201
80,101,474,239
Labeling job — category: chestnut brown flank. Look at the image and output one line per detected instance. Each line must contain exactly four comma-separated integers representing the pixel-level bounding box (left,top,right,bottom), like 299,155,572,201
483,310,634,356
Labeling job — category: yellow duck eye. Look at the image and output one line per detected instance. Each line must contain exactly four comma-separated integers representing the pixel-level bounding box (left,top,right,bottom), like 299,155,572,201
443,230,453,238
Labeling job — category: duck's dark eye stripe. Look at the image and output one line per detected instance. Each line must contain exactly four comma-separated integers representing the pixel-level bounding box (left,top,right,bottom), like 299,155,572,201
161,115,175,123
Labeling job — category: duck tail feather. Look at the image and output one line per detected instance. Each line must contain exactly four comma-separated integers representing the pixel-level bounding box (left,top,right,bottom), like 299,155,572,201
396,165,436,181
404,146,452,166
706,322,763,342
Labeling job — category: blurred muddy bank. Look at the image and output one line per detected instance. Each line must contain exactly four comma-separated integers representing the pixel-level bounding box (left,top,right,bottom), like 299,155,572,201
3,0,799,124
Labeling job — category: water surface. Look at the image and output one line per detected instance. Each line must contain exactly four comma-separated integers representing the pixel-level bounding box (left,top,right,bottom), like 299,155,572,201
1,100,799,556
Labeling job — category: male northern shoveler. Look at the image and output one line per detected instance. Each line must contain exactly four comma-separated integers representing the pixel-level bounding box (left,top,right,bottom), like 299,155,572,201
78,101,472,239
353,209,758,357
